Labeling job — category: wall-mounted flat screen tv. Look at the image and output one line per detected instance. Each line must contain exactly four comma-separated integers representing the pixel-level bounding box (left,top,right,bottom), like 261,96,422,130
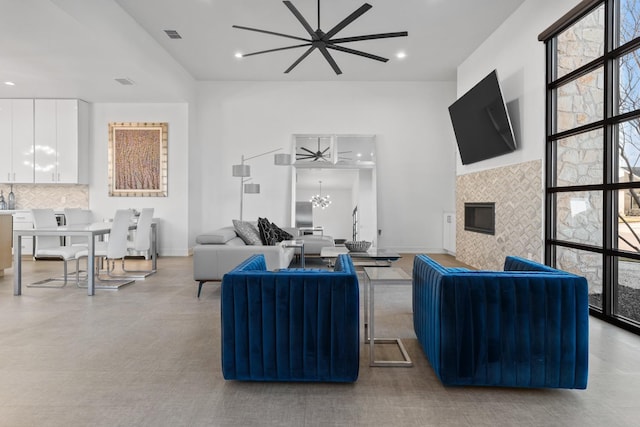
448,70,517,165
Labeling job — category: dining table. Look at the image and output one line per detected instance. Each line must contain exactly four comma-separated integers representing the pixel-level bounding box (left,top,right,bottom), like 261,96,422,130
13,221,157,296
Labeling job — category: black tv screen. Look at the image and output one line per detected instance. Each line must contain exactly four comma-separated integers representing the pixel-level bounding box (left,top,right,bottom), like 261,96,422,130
448,70,516,165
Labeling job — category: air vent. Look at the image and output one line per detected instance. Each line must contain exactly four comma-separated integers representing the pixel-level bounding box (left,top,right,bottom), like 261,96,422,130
114,78,135,86
164,29,182,39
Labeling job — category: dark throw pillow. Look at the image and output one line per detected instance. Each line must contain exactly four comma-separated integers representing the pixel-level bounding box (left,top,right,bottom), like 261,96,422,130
270,222,294,242
257,217,278,245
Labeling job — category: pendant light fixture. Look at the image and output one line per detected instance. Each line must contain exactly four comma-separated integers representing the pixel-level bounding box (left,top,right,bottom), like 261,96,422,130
310,180,331,209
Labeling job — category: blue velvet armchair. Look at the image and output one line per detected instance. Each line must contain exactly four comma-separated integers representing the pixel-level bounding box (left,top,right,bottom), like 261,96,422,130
221,254,360,382
413,254,589,389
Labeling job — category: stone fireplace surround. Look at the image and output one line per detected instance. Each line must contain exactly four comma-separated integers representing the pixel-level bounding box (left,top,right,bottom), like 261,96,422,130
456,160,543,270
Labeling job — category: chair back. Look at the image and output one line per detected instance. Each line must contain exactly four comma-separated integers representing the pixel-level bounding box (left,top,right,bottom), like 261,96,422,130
106,209,134,260
64,208,93,245
31,209,61,251
131,208,154,251
64,208,92,226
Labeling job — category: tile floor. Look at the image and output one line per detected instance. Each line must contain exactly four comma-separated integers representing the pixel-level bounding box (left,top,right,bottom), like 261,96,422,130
0,255,639,426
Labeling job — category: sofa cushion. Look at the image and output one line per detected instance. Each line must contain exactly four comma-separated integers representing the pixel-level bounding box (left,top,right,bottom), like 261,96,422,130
232,220,263,246
196,226,238,244
257,217,278,245
226,237,247,246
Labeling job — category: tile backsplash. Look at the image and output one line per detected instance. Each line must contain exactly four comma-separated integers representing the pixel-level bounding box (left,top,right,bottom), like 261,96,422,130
0,184,89,210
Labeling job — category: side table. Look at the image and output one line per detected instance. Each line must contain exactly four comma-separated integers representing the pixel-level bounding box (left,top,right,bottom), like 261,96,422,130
363,266,413,367
282,239,305,268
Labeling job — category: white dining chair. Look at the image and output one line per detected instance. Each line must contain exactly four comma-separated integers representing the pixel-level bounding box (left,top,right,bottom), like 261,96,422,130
63,208,93,246
28,209,84,288
75,209,135,287
123,207,156,277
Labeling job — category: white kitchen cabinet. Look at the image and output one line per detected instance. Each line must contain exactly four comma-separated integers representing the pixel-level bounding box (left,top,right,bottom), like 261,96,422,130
34,99,89,184
0,99,35,183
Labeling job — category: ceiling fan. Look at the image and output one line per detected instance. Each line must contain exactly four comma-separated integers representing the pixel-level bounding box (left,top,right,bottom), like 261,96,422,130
296,138,352,162
232,0,408,75
297,138,331,162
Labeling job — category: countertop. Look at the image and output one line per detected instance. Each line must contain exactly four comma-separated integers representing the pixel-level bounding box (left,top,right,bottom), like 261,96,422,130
0,210,67,216
0,210,25,215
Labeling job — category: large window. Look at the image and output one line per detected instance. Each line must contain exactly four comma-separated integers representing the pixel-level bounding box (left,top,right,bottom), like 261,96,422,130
543,0,640,333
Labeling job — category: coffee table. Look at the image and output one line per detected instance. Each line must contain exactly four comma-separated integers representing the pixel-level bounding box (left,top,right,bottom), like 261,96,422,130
320,247,401,267
363,266,413,367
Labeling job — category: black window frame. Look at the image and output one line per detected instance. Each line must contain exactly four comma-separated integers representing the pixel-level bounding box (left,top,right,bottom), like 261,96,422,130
542,0,640,335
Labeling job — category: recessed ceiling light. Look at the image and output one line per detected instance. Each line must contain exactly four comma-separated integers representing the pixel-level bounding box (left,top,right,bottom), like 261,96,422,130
4,81,15,86
396,52,407,59
234,52,243,59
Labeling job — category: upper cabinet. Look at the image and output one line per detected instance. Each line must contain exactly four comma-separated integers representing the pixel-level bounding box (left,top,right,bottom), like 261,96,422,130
0,99,35,183
0,98,88,184
34,99,89,184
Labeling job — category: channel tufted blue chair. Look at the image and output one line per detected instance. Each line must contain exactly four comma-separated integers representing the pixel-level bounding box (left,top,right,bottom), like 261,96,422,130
412,254,589,389
220,253,360,382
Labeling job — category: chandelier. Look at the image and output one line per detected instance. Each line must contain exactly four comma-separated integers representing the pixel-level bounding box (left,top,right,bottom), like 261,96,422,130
311,180,331,209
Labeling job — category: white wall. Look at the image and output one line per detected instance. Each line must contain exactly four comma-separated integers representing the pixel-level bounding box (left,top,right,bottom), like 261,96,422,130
194,81,457,253
90,103,190,256
454,0,582,262
456,0,581,176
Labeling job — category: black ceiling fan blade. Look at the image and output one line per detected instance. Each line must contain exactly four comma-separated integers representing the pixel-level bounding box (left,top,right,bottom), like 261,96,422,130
283,1,318,40
285,46,316,73
241,43,312,58
330,31,408,44
232,25,310,43
318,45,342,75
326,44,388,63
321,147,330,154
300,147,317,155
323,3,373,40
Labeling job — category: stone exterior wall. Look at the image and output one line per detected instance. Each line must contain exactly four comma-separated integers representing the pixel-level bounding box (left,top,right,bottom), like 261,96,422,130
456,160,543,270
551,5,607,298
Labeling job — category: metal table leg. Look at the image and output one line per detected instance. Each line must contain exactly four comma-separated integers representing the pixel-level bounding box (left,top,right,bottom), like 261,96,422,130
366,267,413,367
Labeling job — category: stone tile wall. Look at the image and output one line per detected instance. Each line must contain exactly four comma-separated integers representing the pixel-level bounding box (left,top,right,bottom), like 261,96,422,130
0,184,88,210
456,160,543,270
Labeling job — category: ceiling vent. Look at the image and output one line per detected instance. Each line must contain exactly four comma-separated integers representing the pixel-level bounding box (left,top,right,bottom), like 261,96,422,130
164,30,182,39
114,78,135,86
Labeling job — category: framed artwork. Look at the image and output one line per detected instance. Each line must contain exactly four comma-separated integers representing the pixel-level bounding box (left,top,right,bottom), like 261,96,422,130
108,122,168,197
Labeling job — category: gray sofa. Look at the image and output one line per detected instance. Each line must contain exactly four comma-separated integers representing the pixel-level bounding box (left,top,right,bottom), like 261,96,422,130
193,226,295,296
193,225,336,297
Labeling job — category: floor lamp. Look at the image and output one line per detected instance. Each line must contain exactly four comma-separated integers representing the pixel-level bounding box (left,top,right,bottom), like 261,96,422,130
232,148,291,220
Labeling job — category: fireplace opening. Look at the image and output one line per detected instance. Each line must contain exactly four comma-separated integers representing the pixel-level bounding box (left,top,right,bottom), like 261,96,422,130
464,202,495,235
